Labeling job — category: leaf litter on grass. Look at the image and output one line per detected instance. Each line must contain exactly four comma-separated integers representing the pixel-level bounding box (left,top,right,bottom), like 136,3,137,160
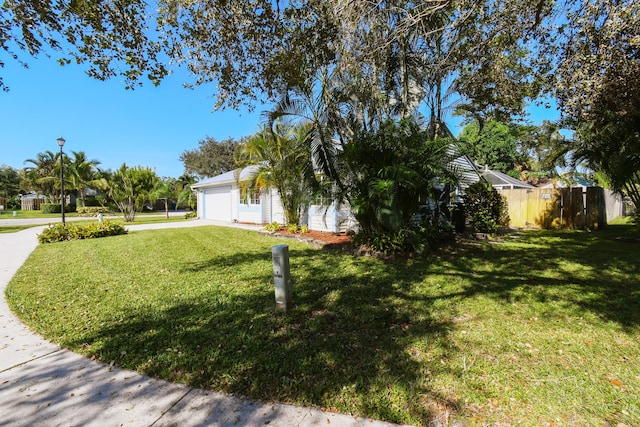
6,225,640,426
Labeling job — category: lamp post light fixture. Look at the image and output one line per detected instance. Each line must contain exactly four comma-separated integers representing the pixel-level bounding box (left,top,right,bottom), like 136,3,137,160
57,137,66,226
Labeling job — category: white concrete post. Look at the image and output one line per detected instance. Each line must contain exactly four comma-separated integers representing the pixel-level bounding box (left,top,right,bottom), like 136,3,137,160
271,244,292,312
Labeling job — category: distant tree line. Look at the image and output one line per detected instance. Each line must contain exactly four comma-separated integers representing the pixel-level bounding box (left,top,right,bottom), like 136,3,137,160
1,152,196,222
2,0,638,241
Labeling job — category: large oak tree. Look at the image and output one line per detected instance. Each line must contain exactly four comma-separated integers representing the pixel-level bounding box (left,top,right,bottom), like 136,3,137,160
552,0,640,210
179,136,241,179
1,0,554,115
4,0,637,208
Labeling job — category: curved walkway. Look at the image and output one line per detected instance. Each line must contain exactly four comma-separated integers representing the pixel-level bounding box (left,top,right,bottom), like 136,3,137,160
0,220,407,427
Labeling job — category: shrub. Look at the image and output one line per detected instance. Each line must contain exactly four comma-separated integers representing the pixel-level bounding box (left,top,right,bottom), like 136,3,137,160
41,203,61,214
82,197,102,207
353,218,452,256
41,203,76,214
462,181,510,233
38,220,128,243
77,206,110,216
184,211,197,219
263,222,281,232
300,225,309,233
286,223,300,234
7,195,21,210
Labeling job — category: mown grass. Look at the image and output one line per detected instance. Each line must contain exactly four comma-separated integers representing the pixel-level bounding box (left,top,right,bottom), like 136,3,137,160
0,210,186,219
6,225,640,426
0,213,188,234
0,210,89,219
0,225,33,233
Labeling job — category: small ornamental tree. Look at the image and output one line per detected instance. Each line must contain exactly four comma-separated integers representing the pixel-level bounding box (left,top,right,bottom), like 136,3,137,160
153,177,179,219
462,181,510,233
235,123,316,227
107,164,159,222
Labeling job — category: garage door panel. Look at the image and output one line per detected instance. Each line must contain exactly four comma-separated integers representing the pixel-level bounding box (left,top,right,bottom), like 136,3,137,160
204,186,232,221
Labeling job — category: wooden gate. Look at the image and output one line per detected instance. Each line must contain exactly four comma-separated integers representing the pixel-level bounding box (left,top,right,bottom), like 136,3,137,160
497,187,608,230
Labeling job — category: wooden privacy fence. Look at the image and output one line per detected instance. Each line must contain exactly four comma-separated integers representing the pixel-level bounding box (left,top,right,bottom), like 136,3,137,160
497,187,609,230
21,196,47,211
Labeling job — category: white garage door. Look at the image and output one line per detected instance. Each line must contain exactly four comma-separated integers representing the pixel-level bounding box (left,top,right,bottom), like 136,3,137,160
204,186,232,221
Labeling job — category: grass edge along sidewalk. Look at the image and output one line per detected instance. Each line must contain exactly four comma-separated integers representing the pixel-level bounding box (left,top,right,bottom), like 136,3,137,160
6,225,640,426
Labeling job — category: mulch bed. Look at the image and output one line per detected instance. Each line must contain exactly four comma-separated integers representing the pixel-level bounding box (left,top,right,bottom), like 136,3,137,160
262,229,353,251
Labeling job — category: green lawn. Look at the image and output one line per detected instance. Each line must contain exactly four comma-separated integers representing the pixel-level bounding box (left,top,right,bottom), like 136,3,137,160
6,225,640,426
0,212,189,233
0,225,34,233
0,210,86,219
0,209,184,219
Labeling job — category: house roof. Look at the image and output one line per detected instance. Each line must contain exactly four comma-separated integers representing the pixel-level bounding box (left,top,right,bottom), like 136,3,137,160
20,193,47,199
191,166,260,189
449,152,480,186
537,174,593,189
480,167,536,189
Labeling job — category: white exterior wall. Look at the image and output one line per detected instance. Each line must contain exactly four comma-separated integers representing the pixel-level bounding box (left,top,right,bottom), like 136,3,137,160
337,204,358,233
307,204,339,232
231,185,239,221
197,190,205,219
196,177,359,232
451,155,480,189
270,190,286,224
237,202,262,223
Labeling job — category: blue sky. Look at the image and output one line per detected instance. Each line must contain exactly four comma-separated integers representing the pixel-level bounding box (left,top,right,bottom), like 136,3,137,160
0,57,263,178
1,55,560,179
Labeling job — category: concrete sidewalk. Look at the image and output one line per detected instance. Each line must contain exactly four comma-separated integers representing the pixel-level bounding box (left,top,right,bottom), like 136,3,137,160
0,220,409,427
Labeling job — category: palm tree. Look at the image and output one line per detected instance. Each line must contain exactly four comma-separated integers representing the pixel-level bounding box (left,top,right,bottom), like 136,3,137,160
569,121,640,212
23,151,60,202
337,118,459,235
236,122,316,226
68,151,107,208
176,173,197,211
153,177,179,218
264,68,348,184
107,164,159,222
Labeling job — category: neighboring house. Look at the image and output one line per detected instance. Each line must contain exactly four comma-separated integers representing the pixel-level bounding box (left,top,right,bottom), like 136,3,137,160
192,151,480,232
537,174,593,189
20,193,47,211
478,166,536,190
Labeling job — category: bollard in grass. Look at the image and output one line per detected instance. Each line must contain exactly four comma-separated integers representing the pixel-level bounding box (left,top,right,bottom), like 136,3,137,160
271,244,292,312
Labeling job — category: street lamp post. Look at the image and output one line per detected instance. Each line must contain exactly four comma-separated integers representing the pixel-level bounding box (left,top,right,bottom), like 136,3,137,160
57,137,66,226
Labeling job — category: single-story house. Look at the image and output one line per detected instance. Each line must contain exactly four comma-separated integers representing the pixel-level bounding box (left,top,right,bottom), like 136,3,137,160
192,151,481,232
192,166,354,233
478,166,536,190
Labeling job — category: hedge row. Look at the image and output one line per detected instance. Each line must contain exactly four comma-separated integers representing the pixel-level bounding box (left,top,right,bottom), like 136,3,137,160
40,203,76,214
38,220,127,244
76,206,110,216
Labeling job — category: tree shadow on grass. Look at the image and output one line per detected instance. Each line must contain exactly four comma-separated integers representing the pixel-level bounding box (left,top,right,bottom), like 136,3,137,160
69,246,459,425
64,226,639,425
433,228,640,330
